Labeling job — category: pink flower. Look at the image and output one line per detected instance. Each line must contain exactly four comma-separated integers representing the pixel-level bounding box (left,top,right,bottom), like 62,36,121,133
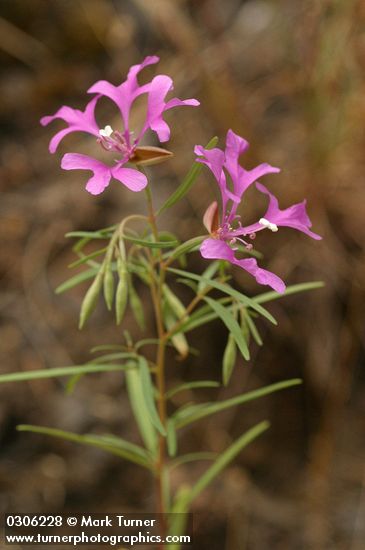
41,56,199,195
196,130,321,293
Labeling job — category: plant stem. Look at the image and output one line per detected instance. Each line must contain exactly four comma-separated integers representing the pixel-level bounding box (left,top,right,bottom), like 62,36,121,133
144,185,169,543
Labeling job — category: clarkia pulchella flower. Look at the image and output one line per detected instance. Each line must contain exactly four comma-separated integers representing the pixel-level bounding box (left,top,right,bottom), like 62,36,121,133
41,56,199,195
196,130,321,293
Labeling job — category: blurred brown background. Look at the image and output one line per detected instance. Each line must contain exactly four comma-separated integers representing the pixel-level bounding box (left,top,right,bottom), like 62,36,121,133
0,1,364,548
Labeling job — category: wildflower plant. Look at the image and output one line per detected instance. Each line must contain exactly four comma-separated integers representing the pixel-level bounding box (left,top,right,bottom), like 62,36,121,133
1,57,323,546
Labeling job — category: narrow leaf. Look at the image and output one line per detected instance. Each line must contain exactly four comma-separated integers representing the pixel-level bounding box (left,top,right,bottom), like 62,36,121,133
241,309,263,346
166,380,219,400
222,334,237,386
189,421,269,501
0,363,134,384
254,281,325,304
170,452,217,471
125,363,157,455
69,247,107,268
167,420,177,457
173,378,302,429
55,268,98,294
139,357,166,436
204,296,249,360
17,425,152,469
123,234,178,249
168,267,277,325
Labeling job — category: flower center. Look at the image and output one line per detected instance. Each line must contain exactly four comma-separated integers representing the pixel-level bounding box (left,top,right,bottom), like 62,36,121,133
98,125,134,158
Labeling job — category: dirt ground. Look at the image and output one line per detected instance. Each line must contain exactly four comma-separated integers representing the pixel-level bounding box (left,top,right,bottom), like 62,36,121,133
0,1,365,549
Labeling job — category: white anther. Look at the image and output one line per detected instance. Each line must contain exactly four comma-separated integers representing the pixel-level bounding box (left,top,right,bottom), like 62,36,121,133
99,125,114,138
259,218,278,232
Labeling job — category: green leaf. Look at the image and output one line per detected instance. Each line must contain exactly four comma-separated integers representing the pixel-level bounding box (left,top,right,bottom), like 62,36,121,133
0,363,134,384
204,296,249,361
167,267,277,325
139,357,166,436
125,363,157,455
165,380,220,400
123,234,178,249
170,452,217,471
222,334,237,386
168,487,192,549
157,136,219,215
197,261,221,292
163,236,205,264
55,267,99,294
166,420,177,457
173,378,302,429
65,229,115,240
90,352,136,364
188,421,269,502
69,247,107,268
241,309,263,346
17,425,152,469
65,373,84,394
254,281,325,304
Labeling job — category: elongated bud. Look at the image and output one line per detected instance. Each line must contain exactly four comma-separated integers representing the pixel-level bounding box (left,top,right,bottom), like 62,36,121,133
163,305,189,359
130,146,173,166
103,264,115,311
116,258,128,325
79,271,103,329
203,201,219,233
162,284,188,320
129,280,145,330
222,334,237,386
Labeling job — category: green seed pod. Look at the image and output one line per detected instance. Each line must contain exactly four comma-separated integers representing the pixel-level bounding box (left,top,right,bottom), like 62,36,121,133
79,271,103,329
116,260,128,325
129,280,145,331
163,284,187,320
163,305,189,359
222,333,237,386
103,263,115,311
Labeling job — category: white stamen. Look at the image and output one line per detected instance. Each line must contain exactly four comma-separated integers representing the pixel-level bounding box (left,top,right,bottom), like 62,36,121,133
99,125,114,138
259,217,278,232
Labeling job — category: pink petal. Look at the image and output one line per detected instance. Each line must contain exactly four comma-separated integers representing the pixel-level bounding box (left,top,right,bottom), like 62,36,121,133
87,56,159,130
165,98,200,109
140,75,200,143
111,165,147,192
200,238,286,293
254,182,322,239
40,97,100,153
61,153,111,195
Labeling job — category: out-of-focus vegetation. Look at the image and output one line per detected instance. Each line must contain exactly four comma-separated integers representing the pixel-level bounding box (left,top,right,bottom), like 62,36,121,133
0,1,364,548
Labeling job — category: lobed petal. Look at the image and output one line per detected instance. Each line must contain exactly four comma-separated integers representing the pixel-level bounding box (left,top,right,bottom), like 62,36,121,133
61,153,111,195
200,238,286,293
139,75,200,143
111,165,147,192
87,56,160,131
40,97,100,153
254,182,322,239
